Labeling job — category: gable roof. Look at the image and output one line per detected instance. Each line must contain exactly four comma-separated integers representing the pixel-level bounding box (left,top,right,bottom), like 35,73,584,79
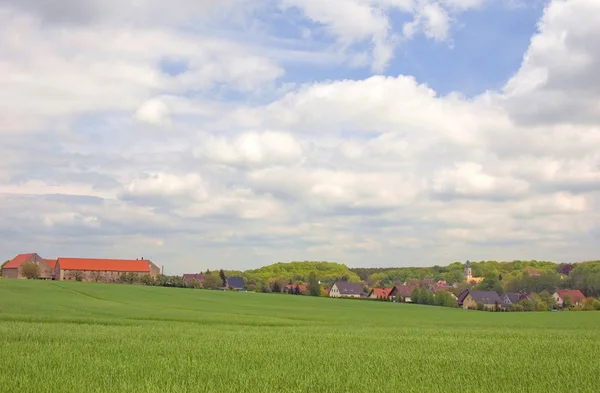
503,292,528,304
226,276,245,289
45,259,58,269
457,289,470,304
57,258,151,272
3,253,36,269
182,273,204,282
333,281,363,295
469,291,502,305
555,290,586,303
391,285,416,297
369,288,392,297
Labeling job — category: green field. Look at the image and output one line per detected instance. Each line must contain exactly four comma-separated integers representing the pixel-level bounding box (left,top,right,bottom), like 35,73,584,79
0,280,599,392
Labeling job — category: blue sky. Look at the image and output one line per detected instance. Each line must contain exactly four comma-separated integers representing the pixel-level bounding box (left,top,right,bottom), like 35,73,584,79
1,0,600,273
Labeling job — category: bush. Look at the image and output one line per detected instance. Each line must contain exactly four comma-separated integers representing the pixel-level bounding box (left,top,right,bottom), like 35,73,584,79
21,262,40,279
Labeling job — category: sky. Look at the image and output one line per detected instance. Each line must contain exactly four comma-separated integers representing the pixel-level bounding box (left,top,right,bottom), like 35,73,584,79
1,0,599,274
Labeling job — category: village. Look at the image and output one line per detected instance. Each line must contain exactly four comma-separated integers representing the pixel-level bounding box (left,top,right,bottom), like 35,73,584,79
2,253,598,312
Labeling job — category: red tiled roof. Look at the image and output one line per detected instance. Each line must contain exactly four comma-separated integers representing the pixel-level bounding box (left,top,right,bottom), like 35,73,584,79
370,288,392,297
555,290,586,303
3,253,36,269
45,259,58,269
57,258,151,272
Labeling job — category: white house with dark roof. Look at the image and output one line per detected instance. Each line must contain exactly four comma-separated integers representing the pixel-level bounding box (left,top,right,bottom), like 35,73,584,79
329,282,364,298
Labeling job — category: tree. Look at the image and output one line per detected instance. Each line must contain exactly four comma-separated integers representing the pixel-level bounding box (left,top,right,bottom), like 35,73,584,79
272,281,281,293
424,290,435,305
90,271,105,282
140,274,155,286
562,294,572,309
308,272,321,297
203,272,221,290
219,269,227,287
411,287,422,304
21,262,40,279
0,260,9,277
71,271,84,282
539,290,557,309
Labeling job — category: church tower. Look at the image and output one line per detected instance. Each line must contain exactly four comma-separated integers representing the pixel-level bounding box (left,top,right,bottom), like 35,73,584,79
464,260,472,282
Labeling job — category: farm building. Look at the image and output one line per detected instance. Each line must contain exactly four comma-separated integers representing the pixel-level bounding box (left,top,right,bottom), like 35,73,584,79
55,257,161,281
459,290,503,309
225,276,245,290
389,285,417,302
1,253,55,279
367,288,392,299
553,290,586,307
329,282,363,298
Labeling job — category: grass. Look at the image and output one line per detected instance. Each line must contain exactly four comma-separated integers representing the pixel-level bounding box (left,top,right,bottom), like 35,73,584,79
0,280,599,392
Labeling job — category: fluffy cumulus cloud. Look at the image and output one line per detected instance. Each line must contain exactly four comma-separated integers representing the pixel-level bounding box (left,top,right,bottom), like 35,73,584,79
1,0,599,272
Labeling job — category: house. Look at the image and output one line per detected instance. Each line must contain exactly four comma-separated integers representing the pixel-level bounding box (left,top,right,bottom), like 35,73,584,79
367,288,392,299
55,257,160,281
553,290,586,307
429,280,451,292
182,273,205,284
464,261,484,284
389,285,417,302
502,292,530,305
225,276,245,290
1,253,55,279
459,290,503,309
329,282,364,298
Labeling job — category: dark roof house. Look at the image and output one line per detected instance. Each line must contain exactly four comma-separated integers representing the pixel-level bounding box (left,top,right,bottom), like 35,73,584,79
182,273,205,283
503,292,529,305
469,291,502,305
226,276,245,290
330,281,364,297
389,285,417,299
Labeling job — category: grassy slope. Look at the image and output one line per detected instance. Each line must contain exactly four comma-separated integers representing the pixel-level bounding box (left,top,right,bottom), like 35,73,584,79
0,280,599,393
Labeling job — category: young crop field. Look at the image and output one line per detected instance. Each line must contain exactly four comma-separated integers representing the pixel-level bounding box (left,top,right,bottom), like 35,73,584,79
0,280,599,392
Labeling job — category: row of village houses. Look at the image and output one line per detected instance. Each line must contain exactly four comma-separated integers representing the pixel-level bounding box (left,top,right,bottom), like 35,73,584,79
328,281,586,309
2,253,587,309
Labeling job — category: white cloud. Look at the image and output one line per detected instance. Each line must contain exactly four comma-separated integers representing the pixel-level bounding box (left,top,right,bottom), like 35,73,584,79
0,8,283,134
503,0,600,125
135,98,171,125
1,0,600,271
121,172,209,203
431,162,530,199
194,131,305,168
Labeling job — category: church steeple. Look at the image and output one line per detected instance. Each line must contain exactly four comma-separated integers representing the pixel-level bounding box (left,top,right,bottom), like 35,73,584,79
464,260,472,281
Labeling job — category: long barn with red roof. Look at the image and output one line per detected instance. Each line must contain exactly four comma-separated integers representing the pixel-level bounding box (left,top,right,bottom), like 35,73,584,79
2,253,160,282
